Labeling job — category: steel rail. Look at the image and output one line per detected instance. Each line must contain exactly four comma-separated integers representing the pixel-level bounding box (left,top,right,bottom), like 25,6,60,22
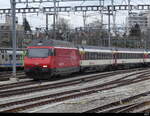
1,69,150,112
0,68,149,98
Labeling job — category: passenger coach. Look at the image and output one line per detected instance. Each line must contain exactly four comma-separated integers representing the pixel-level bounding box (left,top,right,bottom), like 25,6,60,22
0,48,25,69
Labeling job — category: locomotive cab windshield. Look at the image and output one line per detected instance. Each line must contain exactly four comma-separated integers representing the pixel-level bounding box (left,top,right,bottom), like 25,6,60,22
27,48,54,58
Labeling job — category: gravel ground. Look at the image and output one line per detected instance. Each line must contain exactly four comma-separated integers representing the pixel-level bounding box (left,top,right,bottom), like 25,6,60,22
0,71,135,104
0,69,149,113
31,79,150,113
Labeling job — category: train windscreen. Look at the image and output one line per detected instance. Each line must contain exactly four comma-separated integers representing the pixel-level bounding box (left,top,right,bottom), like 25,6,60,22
27,48,50,58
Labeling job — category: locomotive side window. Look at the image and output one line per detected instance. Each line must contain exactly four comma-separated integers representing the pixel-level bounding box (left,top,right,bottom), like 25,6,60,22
51,49,55,56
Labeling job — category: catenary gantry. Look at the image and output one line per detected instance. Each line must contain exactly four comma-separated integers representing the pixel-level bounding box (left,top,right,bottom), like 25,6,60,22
0,5,150,14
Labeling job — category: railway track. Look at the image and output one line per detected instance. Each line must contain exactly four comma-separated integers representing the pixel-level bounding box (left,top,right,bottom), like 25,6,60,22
1,68,150,112
0,68,145,91
84,92,150,113
0,72,25,81
0,68,149,98
0,70,23,75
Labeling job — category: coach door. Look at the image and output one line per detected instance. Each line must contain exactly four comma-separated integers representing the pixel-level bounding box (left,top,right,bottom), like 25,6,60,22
112,51,117,65
0,50,6,66
0,50,2,65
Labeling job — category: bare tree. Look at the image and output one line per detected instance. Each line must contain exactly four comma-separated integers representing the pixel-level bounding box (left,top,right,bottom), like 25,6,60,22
52,17,72,40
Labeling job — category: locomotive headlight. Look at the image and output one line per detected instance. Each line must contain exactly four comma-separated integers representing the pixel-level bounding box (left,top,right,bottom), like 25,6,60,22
43,65,48,68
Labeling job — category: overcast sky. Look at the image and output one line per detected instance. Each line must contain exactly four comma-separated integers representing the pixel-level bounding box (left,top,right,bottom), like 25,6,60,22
0,0,150,30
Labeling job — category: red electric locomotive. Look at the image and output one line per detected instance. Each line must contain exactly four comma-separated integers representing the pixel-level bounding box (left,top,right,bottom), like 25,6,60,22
24,39,80,80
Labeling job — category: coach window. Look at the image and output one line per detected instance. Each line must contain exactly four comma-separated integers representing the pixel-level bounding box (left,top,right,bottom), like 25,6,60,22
101,53,103,59
85,52,87,60
104,53,106,59
92,52,94,60
125,53,127,59
118,53,120,59
132,54,135,59
139,54,141,58
133,54,135,58
105,53,107,59
137,54,140,59
121,53,124,59
126,53,128,59
99,53,101,59
131,53,133,59
92,52,95,60
9,55,12,60
127,53,128,59
2,55,4,59
87,52,90,60
105,53,108,59
97,53,100,59
120,53,122,59
141,54,143,58
102,53,104,59
103,53,105,59
138,54,140,59
106,53,108,59
132,54,134,59
137,54,139,58
16,55,20,60
122,53,124,59
136,54,138,58
87,52,89,60
100,53,102,59
133,54,135,59
136,54,139,59
130,53,133,59
5,55,8,61
95,53,98,60
84,52,86,60
95,52,97,59
109,53,112,59
127,53,129,59
130,53,132,59
86,52,88,60
128,53,130,59
124,53,126,59
107,53,109,59
89,52,92,60
91,52,93,60
108,53,111,59
135,54,137,59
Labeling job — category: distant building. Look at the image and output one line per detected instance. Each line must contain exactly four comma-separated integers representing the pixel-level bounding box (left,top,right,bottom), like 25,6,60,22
127,12,149,34
0,15,24,48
